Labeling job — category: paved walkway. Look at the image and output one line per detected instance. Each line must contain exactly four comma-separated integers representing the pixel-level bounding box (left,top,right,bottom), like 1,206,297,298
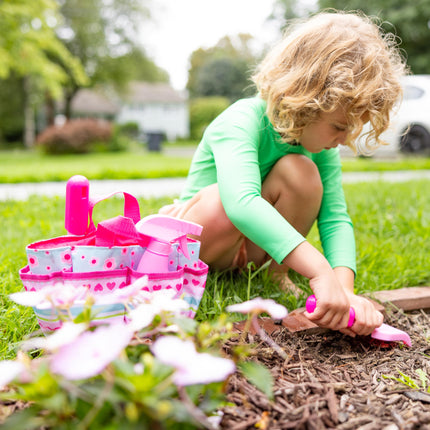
1,170,430,201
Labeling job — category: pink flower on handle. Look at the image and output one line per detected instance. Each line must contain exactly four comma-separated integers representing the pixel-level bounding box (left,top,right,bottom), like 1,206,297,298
151,336,236,386
50,323,134,380
226,298,288,319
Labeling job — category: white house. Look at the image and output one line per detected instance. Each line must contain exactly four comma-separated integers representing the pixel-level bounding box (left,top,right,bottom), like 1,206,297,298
70,82,190,141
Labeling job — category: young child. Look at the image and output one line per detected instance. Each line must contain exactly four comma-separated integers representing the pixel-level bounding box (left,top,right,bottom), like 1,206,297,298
161,11,406,336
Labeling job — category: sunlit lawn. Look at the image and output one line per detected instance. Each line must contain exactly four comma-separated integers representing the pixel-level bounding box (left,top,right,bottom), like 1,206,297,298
2,146,430,183
0,148,192,183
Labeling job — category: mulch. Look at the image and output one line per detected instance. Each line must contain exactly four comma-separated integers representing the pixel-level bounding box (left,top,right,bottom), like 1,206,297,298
221,308,430,430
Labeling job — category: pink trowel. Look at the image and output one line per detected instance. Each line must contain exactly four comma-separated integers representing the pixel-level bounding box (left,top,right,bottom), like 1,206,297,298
305,295,412,347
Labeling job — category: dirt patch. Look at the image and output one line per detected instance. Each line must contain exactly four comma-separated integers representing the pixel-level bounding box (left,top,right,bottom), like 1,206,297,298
221,309,430,430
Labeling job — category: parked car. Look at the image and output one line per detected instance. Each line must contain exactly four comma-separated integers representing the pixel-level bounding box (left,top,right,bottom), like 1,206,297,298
341,74,430,157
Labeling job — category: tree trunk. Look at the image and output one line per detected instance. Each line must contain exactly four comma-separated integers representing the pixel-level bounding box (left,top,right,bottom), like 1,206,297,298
45,92,56,126
23,76,35,148
64,86,79,120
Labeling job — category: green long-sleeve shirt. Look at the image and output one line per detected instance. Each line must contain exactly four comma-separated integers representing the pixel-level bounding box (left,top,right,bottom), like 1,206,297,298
179,97,356,272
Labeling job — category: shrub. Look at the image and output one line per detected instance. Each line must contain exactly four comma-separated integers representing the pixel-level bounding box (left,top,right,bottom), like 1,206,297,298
116,121,140,139
189,97,231,140
36,119,114,154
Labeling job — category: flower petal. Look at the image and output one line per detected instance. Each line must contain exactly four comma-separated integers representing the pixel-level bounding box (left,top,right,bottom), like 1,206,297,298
227,298,288,319
151,336,236,386
173,353,236,386
50,323,133,380
0,361,26,389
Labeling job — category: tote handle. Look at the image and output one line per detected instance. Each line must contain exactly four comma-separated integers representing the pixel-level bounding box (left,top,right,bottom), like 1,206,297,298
87,191,141,234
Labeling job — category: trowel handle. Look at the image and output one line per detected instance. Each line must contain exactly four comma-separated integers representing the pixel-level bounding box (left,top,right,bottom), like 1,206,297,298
305,295,356,327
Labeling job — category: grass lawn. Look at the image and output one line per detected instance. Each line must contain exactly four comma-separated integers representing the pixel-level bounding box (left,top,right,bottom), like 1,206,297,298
0,148,192,183
1,180,429,360
1,147,430,183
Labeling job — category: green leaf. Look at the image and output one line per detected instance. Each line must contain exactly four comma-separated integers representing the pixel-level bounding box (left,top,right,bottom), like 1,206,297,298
238,361,274,400
416,369,429,391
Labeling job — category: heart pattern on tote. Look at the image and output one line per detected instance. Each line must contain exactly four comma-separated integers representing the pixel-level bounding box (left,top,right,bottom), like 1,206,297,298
192,279,200,286
175,283,182,291
94,283,103,291
153,285,162,291
106,282,116,290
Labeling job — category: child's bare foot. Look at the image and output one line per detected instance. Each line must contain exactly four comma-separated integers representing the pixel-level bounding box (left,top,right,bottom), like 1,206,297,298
271,271,301,296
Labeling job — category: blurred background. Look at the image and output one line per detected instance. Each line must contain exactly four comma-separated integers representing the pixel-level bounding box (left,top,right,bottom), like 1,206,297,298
1,0,430,156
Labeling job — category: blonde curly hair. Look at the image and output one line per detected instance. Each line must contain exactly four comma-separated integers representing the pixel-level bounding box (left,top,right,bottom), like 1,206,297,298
252,11,407,154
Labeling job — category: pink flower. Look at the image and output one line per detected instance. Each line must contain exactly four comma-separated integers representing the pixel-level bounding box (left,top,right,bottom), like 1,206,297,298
148,289,189,314
22,323,87,352
227,298,288,320
127,304,156,331
151,336,236,386
50,323,134,380
94,276,149,306
0,360,26,389
10,284,89,308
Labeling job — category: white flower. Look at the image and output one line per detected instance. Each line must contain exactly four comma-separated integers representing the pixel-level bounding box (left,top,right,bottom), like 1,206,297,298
21,322,87,352
0,360,26,389
50,323,134,380
227,297,288,319
10,284,89,308
151,336,236,386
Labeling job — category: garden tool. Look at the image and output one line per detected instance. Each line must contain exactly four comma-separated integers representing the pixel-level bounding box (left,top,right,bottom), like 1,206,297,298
305,295,412,347
136,215,203,273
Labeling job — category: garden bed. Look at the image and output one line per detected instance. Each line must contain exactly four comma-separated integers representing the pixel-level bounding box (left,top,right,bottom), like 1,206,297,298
221,308,430,430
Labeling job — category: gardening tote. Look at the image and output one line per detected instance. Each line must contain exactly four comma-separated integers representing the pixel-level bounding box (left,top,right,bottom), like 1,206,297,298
19,175,208,331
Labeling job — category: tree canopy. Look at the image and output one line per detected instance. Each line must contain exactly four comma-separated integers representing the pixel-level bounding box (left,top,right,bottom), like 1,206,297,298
57,0,168,117
0,0,87,98
187,34,259,101
271,0,430,74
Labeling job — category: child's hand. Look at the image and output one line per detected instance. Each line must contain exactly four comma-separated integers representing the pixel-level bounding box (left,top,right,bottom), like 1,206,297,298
343,292,384,336
303,271,352,331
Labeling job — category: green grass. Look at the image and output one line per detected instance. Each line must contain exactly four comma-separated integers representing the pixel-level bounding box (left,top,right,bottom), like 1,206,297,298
341,156,430,172
0,148,192,183
1,147,430,183
1,180,430,360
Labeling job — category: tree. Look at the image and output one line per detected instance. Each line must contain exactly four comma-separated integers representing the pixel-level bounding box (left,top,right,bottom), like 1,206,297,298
187,34,259,101
0,0,87,146
318,0,430,74
268,0,317,30
57,0,168,118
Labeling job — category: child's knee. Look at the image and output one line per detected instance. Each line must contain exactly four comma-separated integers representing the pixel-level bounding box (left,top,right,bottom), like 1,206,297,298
273,154,323,200
194,184,237,233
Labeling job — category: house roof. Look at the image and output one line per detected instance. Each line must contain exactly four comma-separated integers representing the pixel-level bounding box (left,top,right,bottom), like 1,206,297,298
71,89,119,115
124,82,187,104
70,82,187,115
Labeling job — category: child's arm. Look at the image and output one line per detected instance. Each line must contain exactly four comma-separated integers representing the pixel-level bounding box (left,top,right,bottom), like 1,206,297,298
285,241,352,330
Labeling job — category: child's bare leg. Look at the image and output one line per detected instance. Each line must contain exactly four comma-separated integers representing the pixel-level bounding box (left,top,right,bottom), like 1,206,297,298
161,184,244,270
245,154,323,290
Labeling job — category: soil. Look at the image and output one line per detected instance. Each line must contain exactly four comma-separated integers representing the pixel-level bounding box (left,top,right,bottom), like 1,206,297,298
221,308,430,430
